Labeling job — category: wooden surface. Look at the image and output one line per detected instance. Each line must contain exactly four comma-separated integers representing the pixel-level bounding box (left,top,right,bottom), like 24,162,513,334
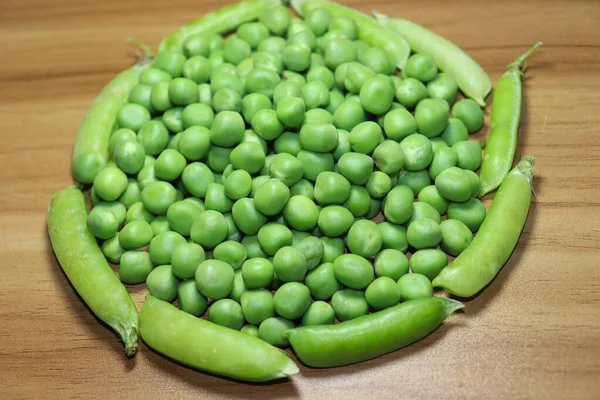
1,0,599,398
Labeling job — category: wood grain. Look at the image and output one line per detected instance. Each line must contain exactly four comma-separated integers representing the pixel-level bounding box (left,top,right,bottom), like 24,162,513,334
1,0,599,398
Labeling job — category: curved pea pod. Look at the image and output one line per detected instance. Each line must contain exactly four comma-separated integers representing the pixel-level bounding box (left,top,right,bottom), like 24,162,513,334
291,0,411,70
159,0,283,52
47,186,139,356
140,295,298,382
286,297,463,368
433,156,535,297
373,11,491,106
72,62,148,184
479,43,542,196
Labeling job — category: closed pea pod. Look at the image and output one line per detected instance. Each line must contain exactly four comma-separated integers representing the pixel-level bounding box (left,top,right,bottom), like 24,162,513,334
480,43,542,196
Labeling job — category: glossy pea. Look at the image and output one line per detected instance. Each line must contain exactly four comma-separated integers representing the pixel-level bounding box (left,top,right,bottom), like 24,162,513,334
349,121,382,154
230,142,266,174
440,219,473,256
119,250,154,284
302,301,335,326
333,254,374,290
177,279,208,317
406,219,442,249
452,99,485,133
452,140,483,171
257,223,293,256
396,273,433,300
435,166,473,202
400,133,433,171
374,249,409,280
317,205,354,237
314,171,351,205
429,146,458,180
397,170,432,196
344,185,371,217
297,150,334,181
283,195,319,232
417,185,449,214
346,219,383,258
331,289,369,322
332,99,365,132
427,73,458,105
447,198,487,232
383,185,414,225
395,78,428,109
410,249,448,280
366,277,401,310
378,222,409,253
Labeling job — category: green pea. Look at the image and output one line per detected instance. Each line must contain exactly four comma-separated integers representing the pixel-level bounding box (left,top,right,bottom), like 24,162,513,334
399,133,434,171
177,126,210,161
150,81,173,113
361,47,393,74
148,231,186,265
167,201,200,237
332,98,366,131
118,180,141,210
128,84,153,113
260,4,291,36
162,107,184,133
427,73,458,105
168,77,199,106
100,234,125,263
346,220,383,258
406,219,442,249
435,166,473,202
258,317,294,348
93,202,126,228
230,142,266,174
302,108,332,126
288,28,318,50
329,129,349,161
304,7,332,36
257,35,286,52
314,171,351,205
409,249,448,281
298,123,337,153
207,146,232,173
181,56,211,86
326,91,345,115
365,276,401,310
241,258,274,289
211,87,241,113
303,262,340,300
323,37,356,70
317,205,353,237
236,22,269,49
194,259,235,300
140,67,172,85
232,198,268,236
349,121,382,154
333,254,374,290
138,120,169,156
146,264,180,302
222,170,251,201
117,103,151,132
343,62,375,93
93,167,128,202
197,83,212,106
108,128,136,156
119,250,153,284
337,152,373,185
153,149,185,181
359,76,395,115
343,185,370,217
240,324,259,337
282,195,319,232
181,162,214,198
126,202,153,224
452,99,485,133
273,80,303,106
251,176,270,197
447,197,487,232
211,71,244,97
397,170,432,196
429,146,458,180
440,219,473,256
372,140,405,175
374,248,409,281
293,151,335,183
321,236,345,263
273,246,307,283
245,67,281,98
276,96,305,128
383,108,416,142
207,110,244,148
240,289,275,326
257,223,292,256
241,129,268,153
366,171,392,199
274,132,302,156
415,98,450,138
452,140,483,171
190,210,228,249
152,50,186,77
395,78,428,109
208,299,244,330
230,270,248,303
366,197,382,219
240,93,271,124
331,289,369,322
439,118,468,147
430,137,448,153
406,201,442,225
177,279,208,317
307,66,335,89
273,282,311,320
281,43,311,72
141,181,177,215
116,220,152,250
396,273,433,300
150,216,170,237
300,81,329,110
137,163,158,191
252,178,289,217
291,236,324,271
405,54,438,83
268,153,304,186
170,242,205,280
383,185,414,225
302,301,335,326
417,185,449,214
222,36,251,65
250,109,283,141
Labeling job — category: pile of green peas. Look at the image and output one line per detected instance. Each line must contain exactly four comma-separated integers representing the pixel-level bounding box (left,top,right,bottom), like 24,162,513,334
86,5,487,348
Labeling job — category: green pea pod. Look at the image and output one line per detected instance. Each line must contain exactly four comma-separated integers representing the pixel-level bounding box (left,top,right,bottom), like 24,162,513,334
159,0,283,52
72,63,148,184
286,297,463,368
373,11,491,106
479,43,542,196
433,156,535,297
290,0,411,70
47,186,139,356
139,295,299,382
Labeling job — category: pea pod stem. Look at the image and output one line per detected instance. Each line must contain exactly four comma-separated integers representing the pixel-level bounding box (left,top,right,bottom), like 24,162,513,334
290,0,411,70
479,43,542,196
286,297,463,368
433,156,535,297
159,0,284,53
139,295,299,382
373,11,492,106
47,186,139,356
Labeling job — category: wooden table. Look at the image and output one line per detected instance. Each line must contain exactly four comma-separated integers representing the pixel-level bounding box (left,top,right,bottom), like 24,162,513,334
1,0,599,398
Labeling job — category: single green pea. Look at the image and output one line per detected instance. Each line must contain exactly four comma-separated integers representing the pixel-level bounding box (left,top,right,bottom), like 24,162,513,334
302,301,335,326
146,264,181,302
343,185,370,217
324,37,357,71
292,236,324,271
178,126,211,161
223,36,252,65
241,258,274,289
257,36,286,53
119,179,142,209
406,219,442,249
236,22,269,49
125,202,154,224
182,56,212,86
399,133,434,171
346,219,383,258
349,121,382,154
409,249,448,281
93,201,126,228
415,98,450,138
313,171,351,205
148,231,186,265
245,67,281,98
273,282,311,320
406,201,442,225
365,276,401,310
395,78,428,109
240,289,275,326
302,80,330,110
195,259,235,300
190,210,228,249
166,201,201,237
288,28,318,50
152,50,186,77
150,81,173,113
427,73,458,105
372,140,405,175
208,111,244,148
222,170,252,201
366,171,393,199
181,162,214,198
212,87,242,113
154,149,186,181
253,178,290,217
282,43,311,72
141,181,177,215
333,254,374,289
269,153,304,186
182,33,212,57
452,99,485,133
361,47,393,75
128,84,153,112
417,185,449,214
108,128,137,156
257,223,293,256
251,109,283,141
452,140,483,171
210,71,245,98
331,128,351,160
241,93,272,124
208,299,244,330
359,76,395,115
317,205,353,237
207,146,233,173
405,54,438,83
168,77,199,106
321,236,345,263
150,216,171,237
374,248,409,280
171,242,205,280
299,123,338,153
326,91,345,115
162,107,184,133
118,220,153,250
101,235,126,263
429,146,459,180
273,80,303,106
276,96,306,128
383,185,415,225
397,170,432,196
396,273,433,300
435,166,473,202
440,118,469,146
140,67,172,86
260,4,291,36
93,167,128,202
240,324,259,337
119,250,153,284
447,197,487,232
138,120,169,155
329,14,358,38
307,66,335,89
258,317,294,348
230,142,266,174
440,218,474,256
117,103,151,132
304,262,341,300
332,99,366,132
304,7,332,36
332,289,369,322
232,198,268,236
274,132,303,156
204,181,233,213
198,83,212,106
177,279,208,317
273,246,307,283
282,195,319,232
301,108,332,126
383,108,417,142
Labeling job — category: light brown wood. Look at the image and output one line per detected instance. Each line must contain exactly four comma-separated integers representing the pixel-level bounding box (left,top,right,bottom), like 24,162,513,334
1,0,599,398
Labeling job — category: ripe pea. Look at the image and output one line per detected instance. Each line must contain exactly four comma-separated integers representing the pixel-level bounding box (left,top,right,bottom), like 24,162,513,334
314,171,351,205
146,265,181,302
406,219,442,249
337,152,374,185
241,289,275,326
333,254,374,290
299,123,338,153
273,246,307,283
378,222,409,253
409,249,448,280
302,301,335,326
396,273,433,300
405,54,438,83
283,195,319,232
118,220,153,249
365,277,401,310
440,118,469,146
208,299,244,330
452,140,483,171
452,99,485,133
359,76,395,115
346,220,383,258
435,166,473,202
273,282,312,320
372,140,405,174
331,289,369,322
415,98,450,138
241,258,274,289
397,170,432,196
171,242,205,279
318,205,354,237
257,223,293,256
349,121,382,154
321,237,345,263
366,171,393,199
418,185,449,214
195,259,235,300
429,146,459,180
374,249,409,280
447,198,487,232
343,185,371,217
440,219,474,256
177,279,208,317
383,185,414,225
230,142,266,174
119,250,153,284
190,210,228,249
395,78,428,109
141,181,177,215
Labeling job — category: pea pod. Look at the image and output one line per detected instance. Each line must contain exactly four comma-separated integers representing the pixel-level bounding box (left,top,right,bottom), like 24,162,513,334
72,62,148,184
479,43,542,196
139,295,299,382
433,156,535,297
286,297,463,367
291,0,411,70
373,11,491,106
159,0,283,52
47,186,139,356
